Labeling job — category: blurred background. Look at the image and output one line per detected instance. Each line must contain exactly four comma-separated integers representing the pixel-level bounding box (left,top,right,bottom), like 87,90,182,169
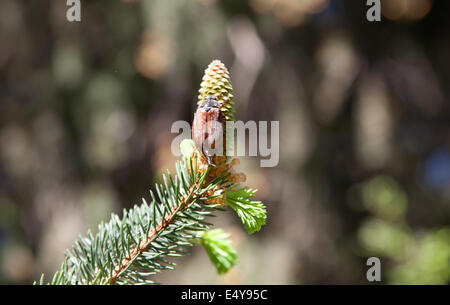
1,0,449,284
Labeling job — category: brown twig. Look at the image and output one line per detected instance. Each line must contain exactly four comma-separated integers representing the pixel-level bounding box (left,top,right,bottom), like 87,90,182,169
105,181,200,285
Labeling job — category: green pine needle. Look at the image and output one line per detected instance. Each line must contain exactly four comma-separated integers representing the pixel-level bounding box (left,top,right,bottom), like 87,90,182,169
226,187,267,234
201,229,237,274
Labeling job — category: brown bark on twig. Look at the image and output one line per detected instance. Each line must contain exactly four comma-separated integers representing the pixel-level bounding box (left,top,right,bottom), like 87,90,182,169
104,182,198,285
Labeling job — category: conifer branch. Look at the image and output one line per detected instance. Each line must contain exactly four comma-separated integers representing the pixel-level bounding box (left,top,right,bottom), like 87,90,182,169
35,60,266,285
106,166,210,285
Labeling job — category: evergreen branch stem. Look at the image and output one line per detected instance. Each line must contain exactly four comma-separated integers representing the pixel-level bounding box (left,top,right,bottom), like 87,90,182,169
105,166,211,285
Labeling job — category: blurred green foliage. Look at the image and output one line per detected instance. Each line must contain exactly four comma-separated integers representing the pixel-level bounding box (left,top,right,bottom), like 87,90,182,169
359,175,450,284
